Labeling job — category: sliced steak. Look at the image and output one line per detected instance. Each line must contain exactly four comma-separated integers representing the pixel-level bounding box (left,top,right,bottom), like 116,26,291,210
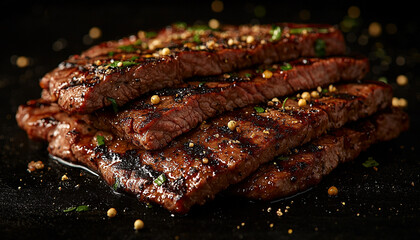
16,82,392,213
40,23,346,113
93,56,369,150
231,107,409,200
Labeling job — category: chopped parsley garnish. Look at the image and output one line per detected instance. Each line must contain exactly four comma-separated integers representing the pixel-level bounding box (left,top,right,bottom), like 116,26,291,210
289,27,329,34
63,205,90,213
145,31,157,38
174,21,187,29
198,81,206,87
321,88,329,94
254,106,265,113
75,205,90,212
270,25,282,41
108,51,115,57
113,177,120,191
276,156,289,161
118,45,137,52
107,97,118,113
244,73,252,78
193,33,201,44
107,60,139,68
289,27,314,34
154,174,167,186
280,63,293,71
282,97,289,111
362,157,379,168
63,206,76,213
130,56,140,61
134,39,143,45
378,77,388,84
96,135,105,146
314,39,326,57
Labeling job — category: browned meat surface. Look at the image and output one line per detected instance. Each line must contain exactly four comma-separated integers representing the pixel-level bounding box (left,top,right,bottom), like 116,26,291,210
39,23,346,113
16,82,392,213
232,107,409,200
94,57,369,150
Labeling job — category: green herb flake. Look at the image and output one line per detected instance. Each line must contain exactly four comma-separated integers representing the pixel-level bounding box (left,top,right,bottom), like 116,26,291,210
108,51,115,57
63,205,89,213
154,174,167,186
318,28,330,33
276,156,289,161
321,88,329,94
362,157,379,168
254,106,265,113
96,135,105,146
134,39,143,46
63,206,77,213
193,33,201,44
174,21,187,29
107,60,139,68
118,45,137,52
280,63,293,71
130,56,140,61
145,31,157,38
198,81,206,87
282,97,289,111
271,25,282,41
113,177,120,191
107,97,118,113
314,39,326,57
75,205,90,212
244,73,252,78
289,27,314,34
378,77,388,84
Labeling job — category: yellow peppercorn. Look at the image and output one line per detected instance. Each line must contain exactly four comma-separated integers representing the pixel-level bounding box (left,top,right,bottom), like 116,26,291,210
246,35,255,44
329,84,337,92
160,47,171,56
262,70,273,79
301,92,311,101
134,219,144,230
298,99,307,107
227,120,237,130
150,95,160,105
107,208,117,218
311,91,320,98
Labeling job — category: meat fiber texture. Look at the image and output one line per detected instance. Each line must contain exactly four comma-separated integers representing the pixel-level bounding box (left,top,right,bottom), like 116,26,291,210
93,56,369,150
39,23,346,113
16,82,394,213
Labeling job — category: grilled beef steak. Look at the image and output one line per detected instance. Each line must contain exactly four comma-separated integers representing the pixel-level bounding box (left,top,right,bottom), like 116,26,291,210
40,23,346,113
16,82,392,213
94,57,369,150
232,107,409,200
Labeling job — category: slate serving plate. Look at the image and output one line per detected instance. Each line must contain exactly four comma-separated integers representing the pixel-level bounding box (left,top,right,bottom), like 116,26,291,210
1,1,419,239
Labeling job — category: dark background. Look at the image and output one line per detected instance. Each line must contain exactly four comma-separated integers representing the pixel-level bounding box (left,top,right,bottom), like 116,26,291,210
1,1,419,239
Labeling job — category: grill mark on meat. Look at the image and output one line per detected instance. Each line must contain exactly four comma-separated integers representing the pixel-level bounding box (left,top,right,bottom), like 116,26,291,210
232,108,409,200
16,82,392,213
94,56,369,150
40,23,346,113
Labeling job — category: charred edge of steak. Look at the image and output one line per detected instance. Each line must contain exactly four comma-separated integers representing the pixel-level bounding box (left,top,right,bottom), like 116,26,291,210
16,82,392,214
40,23,346,113
93,57,369,150
231,107,409,200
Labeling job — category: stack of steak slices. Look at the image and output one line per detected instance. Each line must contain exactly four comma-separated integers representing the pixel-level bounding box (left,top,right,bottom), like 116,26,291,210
16,23,409,213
